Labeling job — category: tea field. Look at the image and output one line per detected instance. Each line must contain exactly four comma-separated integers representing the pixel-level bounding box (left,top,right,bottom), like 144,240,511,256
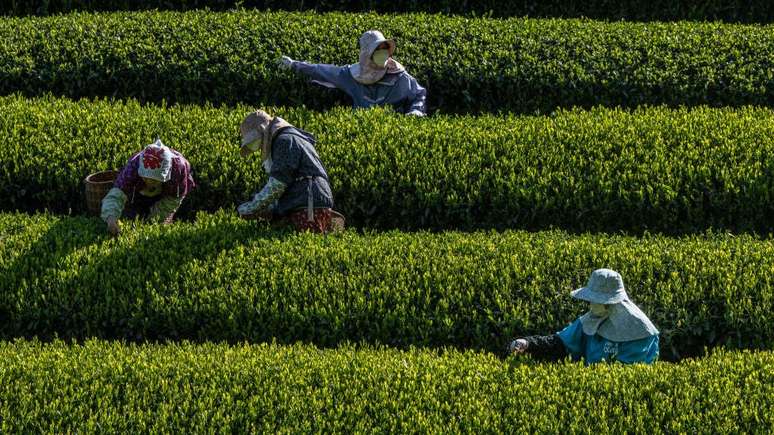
0,4,772,432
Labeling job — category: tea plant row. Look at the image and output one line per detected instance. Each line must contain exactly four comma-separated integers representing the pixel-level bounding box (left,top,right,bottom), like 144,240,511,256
2,11,773,112
0,339,771,432
3,96,774,233
2,211,773,359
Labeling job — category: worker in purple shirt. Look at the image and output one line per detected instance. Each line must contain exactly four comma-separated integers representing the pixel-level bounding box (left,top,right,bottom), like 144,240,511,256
101,139,195,236
279,30,427,116
509,269,660,364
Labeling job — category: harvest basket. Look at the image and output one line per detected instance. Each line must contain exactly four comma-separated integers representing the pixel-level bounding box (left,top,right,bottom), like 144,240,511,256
330,210,346,232
84,170,118,216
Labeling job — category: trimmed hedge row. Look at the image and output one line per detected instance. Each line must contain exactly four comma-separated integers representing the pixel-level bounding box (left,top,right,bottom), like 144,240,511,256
3,0,773,23
2,11,774,113
0,341,772,432
2,212,774,360
3,96,774,233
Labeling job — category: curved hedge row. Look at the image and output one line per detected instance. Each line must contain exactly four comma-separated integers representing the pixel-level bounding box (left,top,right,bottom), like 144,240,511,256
3,96,774,233
0,341,772,432
3,0,773,23
2,212,774,360
2,11,774,113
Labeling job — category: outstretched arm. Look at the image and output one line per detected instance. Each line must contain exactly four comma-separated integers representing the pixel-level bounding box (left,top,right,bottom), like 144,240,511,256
509,334,568,361
284,57,351,91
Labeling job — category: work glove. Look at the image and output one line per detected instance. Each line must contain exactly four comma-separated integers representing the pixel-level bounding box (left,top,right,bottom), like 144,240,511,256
278,55,295,70
106,216,121,236
407,109,425,117
508,338,529,355
238,195,261,216
237,196,273,221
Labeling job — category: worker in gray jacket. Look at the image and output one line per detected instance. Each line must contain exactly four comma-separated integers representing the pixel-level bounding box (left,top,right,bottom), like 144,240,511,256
237,109,338,233
279,30,427,116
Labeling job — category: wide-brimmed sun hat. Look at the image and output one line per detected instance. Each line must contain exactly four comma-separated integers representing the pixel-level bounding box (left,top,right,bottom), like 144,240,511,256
359,30,396,58
571,268,628,304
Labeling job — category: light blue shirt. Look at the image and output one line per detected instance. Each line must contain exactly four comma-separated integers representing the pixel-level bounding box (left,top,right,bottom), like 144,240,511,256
293,62,427,115
557,318,659,364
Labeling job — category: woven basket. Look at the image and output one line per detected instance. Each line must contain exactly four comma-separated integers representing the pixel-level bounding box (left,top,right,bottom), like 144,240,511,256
330,210,346,232
84,170,118,216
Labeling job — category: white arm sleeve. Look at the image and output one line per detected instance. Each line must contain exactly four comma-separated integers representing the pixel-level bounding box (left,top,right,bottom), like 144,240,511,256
149,195,184,223
100,187,127,223
237,177,288,216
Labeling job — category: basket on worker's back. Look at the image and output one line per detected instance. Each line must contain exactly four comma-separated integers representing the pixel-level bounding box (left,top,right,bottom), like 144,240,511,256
84,170,118,216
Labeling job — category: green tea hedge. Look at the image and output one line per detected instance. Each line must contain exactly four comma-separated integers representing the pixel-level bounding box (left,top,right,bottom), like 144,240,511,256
3,96,774,234
3,0,773,23
2,11,774,113
0,340,772,432
2,212,773,360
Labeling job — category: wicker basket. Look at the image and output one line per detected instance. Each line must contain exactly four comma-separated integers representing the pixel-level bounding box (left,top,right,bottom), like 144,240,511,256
330,210,346,232
84,170,118,216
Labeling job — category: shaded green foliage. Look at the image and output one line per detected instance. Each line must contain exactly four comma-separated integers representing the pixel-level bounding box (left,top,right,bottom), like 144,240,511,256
2,0,773,23
2,212,773,359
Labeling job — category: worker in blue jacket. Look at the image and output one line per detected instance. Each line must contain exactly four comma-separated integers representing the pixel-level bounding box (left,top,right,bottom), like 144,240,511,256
279,30,427,116
509,268,660,364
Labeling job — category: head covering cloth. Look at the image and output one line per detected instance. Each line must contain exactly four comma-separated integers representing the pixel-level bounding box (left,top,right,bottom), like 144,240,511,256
240,109,292,162
349,30,406,85
138,139,174,182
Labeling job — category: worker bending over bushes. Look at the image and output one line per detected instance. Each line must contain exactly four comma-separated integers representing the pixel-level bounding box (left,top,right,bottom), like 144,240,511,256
509,269,660,364
237,109,340,233
101,140,196,236
279,30,427,116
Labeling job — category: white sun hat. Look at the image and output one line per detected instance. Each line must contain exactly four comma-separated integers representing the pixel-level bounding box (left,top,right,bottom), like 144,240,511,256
571,268,628,304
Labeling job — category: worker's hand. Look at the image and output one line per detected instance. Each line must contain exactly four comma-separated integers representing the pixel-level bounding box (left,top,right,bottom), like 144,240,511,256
106,217,121,236
406,109,426,117
277,55,295,70
237,196,260,216
508,339,529,355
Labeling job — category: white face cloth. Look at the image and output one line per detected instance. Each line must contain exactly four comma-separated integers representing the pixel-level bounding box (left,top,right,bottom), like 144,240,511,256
349,31,405,85
590,303,608,317
372,49,390,68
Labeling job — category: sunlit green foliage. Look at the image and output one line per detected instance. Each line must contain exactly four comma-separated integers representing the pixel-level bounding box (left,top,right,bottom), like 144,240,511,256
3,96,774,232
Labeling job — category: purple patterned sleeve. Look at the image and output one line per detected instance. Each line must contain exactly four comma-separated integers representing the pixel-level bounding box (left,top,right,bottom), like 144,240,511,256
114,153,142,196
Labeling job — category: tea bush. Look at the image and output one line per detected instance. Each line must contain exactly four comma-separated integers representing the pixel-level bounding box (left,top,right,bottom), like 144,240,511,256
2,211,773,359
1,11,774,112
0,340,771,432
3,0,773,23
3,96,774,233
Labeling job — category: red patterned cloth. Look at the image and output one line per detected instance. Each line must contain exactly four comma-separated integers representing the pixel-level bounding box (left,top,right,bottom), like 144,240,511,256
287,208,333,233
